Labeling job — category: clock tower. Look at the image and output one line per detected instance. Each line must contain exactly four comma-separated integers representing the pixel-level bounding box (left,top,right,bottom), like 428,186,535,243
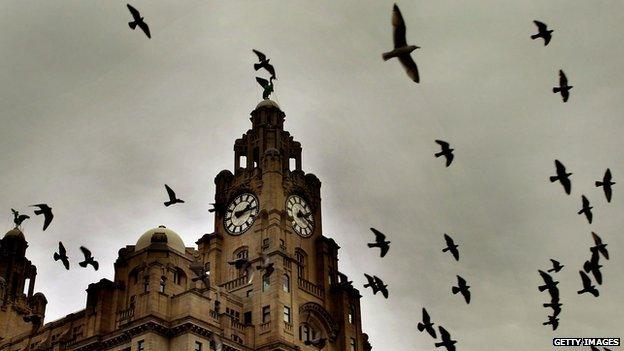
197,99,370,351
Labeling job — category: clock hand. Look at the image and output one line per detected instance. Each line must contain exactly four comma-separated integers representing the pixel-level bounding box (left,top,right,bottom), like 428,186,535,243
296,210,313,221
235,204,257,218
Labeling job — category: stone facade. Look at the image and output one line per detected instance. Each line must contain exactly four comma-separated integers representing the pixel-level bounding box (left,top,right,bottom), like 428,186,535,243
0,100,371,351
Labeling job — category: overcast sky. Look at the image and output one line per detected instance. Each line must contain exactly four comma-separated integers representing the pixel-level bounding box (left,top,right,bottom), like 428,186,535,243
1,0,623,349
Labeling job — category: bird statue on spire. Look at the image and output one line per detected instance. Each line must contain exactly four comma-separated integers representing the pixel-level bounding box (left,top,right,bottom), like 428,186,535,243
252,49,277,100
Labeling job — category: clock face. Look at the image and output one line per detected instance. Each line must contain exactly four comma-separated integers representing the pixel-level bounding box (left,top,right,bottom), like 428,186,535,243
224,193,259,235
286,195,314,237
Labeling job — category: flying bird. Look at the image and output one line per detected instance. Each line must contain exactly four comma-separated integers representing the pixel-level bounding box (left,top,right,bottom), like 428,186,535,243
78,246,99,271
363,274,389,299
452,275,470,304
31,204,53,231
163,184,184,207
577,270,599,297
189,260,211,290
547,259,564,273
367,228,390,257
252,49,276,79
11,209,29,227
417,308,437,338
434,326,457,351
549,160,572,194
304,337,327,349
583,250,603,285
543,301,562,317
595,169,615,203
255,76,274,100
127,4,151,38
577,195,593,224
531,21,553,46
228,258,254,283
538,270,559,293
553,70,572,102
590,231,609,260
53,241,70,270
442,233,459,261
382,4,420,83
542,314,559,330
256,253,275,278
434,140,454,167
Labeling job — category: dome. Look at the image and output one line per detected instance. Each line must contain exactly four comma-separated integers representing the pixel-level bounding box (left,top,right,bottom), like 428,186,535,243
3,227,25,240
135,225,186,254
255,99,280,110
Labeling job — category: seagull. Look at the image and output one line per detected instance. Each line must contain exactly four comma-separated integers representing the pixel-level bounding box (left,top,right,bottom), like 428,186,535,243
547,259,564,273
78,246,99,271
336,272,354,289
256,252,275,278
549,160,572,195
553,70,572,102
255,76,274,100
53,241,70,270
577,270,599,297
542,314,559,330
252,49,276,79
163,184,184,207
452,275,470,304
189,260,211,290
543,301,562,317
577,195,593,224
417,308,437,338
382,4,420,83
531,21,553,46
11,209,30,227
127,4,151,38
367,227,390,257
595,168,615,203
363,274,389,298
31,204,53,231
434,140,454,167
442,233,459,261
590,231,609,260
538,270,559,293
434,326,457,351
304,337,327,349
583,250,603,285
228,258,254,283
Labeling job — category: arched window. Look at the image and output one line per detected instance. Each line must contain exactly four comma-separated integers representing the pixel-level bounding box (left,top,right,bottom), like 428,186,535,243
294,249,307,279
282,274,290,293
233,247,249,278
262,274,271,292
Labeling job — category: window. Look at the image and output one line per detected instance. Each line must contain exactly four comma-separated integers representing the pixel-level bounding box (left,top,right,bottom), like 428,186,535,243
143,278,149,293
262,238,270,250
130,269,139,285
295,249,307,278
159,276,166,293
282,274,290,293
299,324,317,342
262,305,271,323
244,311,252,325
262,274,270,292
137,340,145,351
283,306,291,323
246,289,253,297
328,269,334,285
173,268,185,285
279,239,286,250
236,249,249,260
350,337,356,351
194,341,202,351
348,304,356,324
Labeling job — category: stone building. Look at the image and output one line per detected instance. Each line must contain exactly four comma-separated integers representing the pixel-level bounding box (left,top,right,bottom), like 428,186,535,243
0,100,371,351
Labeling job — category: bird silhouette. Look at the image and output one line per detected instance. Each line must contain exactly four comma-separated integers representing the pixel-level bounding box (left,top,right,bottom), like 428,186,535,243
577,195,593,224
127,4,151,38
583,250,603,285
78,246,99,271
549,160,572,195
228,258,254,284
163,184,184,207
435,140,454,167
53,241,70,270
256,253,275,278
542,314,559,330
417,308,437,338
31,204,53,231
452,275,470,304
255,76,274,100
304,336,327,349
382,4,420,83
547,259,564,273
577,270,599,297
11,209,30,227
363,274,389,298
543,301,562,317
442,233,459,261
208,202,226,215
590,231,609,260
595,168,615,203
538,270,559,293
367,228,391,257
252,49,276,79
531,21,553,46
189,259,211,290
434,326,457,351
553,70,572,102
